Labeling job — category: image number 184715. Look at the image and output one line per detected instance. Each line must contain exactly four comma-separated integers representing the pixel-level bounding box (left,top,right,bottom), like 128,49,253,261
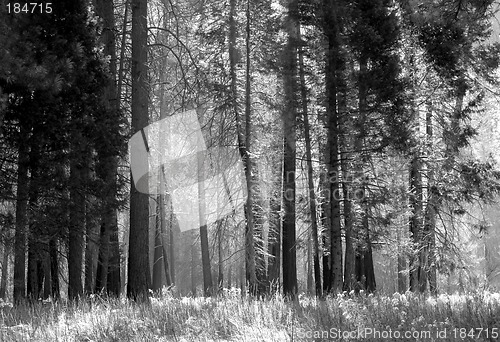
6,2,52,14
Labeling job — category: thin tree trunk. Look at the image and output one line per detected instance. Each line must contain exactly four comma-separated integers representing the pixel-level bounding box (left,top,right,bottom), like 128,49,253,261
425,104,437,294
397,213,407,293
128,0,150,301
281,0,299,298
14,121,29,302
42,250,51,299
341,149,355,292
191,230,197,295
167,194,176,284
218,220,224,291
160,190,172,287
306,230,313,294
198,145,213,296
0,236,9,299
85,194,100,294
409,155,423,292
152,194,165,291
243,0,260,296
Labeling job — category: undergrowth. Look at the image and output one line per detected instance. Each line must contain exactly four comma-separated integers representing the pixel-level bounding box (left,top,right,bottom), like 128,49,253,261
1,290,500,341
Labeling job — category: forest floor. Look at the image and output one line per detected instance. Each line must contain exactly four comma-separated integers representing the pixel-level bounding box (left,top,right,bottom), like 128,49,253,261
0,289,499,341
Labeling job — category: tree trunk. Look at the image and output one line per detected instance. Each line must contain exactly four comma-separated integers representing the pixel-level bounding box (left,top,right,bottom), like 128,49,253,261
128,0,150,301
218,220,224,291
306,230,313,294
191,230,197,295
397,214,407,293
14,121,29,302
355,55,376,293
323,0,343,294
0,235,9,299
49,239,60,298
425,104,437,294
68,133,86,300
267,172,281,292
85,194,100,295
281,0,299,298
198,141,213,297
42,250,51,299
152,194,165,292
409,154,423,292
341,148,355,292
243,0,260,296
27,136,43,300
299,40,321,296
167,194,176,284
94,0,121,297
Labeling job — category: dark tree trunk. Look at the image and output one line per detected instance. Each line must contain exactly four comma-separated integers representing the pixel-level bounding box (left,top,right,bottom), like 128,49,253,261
94,0,121,297
282,0,299,298
42,250,51,299
128,0,150,301
409,154,423,292
14,121,29,302
425,105,437,294
191,230,197,295
68,137,86,300
49,239,60,299
323,0,343,293
198,146,213,296
0,234,9,299
85,199,100,294
341,149,355,292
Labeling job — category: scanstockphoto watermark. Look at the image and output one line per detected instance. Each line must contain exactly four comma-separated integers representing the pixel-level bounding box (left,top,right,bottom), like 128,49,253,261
295,327,452,340
129,110,247,232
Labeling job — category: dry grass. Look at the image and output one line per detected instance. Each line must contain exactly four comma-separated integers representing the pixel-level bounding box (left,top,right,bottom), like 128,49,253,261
1,289,500,341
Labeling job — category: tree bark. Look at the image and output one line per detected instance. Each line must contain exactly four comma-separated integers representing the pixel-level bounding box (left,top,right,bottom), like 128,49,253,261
267,169,281,291
0,234,9,299
323,0,343,294
243,0,260,296
191,230,197,295
94,0,121,297
84,159,99,295
14,121,29,302
49,239,60,298
409,154,423,292
198,142,213,297
128,0,150,301
282,0,299,297
424,104,437,294
68,129,86,300
217,219,224,291
355,55,376,293
299,39,321,296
